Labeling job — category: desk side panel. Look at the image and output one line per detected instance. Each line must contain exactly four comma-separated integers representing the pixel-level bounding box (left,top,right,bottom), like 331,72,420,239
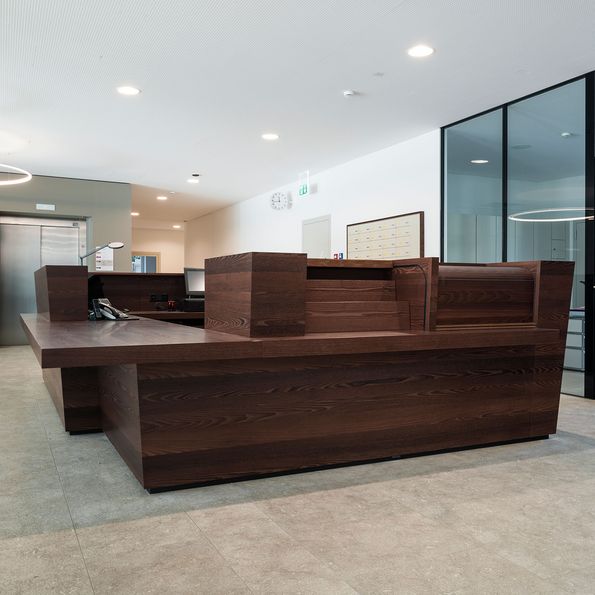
42,367,101,432
136,345,547,489
99,364,143,483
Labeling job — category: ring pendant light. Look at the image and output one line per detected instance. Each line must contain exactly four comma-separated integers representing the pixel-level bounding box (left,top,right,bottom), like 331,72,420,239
0,163,32,186
508,207,595,223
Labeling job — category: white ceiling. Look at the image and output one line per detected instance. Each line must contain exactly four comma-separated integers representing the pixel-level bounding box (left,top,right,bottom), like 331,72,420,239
2,0,595,226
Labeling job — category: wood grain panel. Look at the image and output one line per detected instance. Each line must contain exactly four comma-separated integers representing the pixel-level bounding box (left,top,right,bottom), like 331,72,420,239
21,313,560,369
305,301,409,333
99,364,144,483
206,252,307,337
132,345,548,489
306,279,396,302
493,260,575,432
42,367,101,432
35,265,88,321
393,257,439,330
437,265,534,326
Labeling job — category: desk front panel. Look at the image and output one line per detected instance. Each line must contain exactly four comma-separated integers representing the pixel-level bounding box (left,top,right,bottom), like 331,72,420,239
99,344,558,490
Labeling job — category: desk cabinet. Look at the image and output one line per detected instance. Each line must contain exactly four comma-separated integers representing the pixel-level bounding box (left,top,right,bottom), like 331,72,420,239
564,311,585,371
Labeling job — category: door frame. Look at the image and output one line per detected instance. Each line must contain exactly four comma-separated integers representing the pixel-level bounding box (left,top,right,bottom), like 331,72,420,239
132,251,161,273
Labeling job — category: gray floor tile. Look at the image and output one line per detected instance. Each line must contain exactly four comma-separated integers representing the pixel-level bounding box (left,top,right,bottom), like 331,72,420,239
0,530,93,594
76,513,251,594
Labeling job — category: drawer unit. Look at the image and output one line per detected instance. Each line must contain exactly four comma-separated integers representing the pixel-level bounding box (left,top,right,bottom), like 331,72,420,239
564,311,585,372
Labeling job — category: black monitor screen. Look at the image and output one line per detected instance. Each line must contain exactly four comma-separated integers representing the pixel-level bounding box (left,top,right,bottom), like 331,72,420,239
184,268,205,297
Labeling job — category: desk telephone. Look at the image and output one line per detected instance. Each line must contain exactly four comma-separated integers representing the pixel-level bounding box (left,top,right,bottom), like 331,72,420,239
91,298,131,321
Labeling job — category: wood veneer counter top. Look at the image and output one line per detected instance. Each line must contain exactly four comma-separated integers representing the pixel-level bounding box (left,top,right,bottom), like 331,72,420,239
20,313,559,369
129,311,205,320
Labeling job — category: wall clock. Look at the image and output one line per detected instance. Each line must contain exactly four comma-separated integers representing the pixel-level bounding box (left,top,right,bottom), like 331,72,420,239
270,191,292,210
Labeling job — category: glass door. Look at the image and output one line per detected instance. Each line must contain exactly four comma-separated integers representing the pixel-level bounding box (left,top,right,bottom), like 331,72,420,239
443,75,593,398
507,79,586,396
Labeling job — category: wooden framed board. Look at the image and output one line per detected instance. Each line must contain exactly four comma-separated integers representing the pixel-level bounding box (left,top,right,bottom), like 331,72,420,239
347,211,424,260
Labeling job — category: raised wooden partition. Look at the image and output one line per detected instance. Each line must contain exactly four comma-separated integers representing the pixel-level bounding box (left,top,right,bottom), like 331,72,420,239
205,252,307,336
34,265,88,321
436,265,535,327
206,254,564,336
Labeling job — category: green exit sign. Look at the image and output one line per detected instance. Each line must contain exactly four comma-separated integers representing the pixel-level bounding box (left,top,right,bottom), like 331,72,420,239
298,170,310,197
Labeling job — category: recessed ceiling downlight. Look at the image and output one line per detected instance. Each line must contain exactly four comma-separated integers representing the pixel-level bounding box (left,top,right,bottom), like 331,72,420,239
156,195,168,201
407,45,434,58
131,212,139,217
173,225,181,229
261,133,279,141
470,159,489,164
117,86,141,96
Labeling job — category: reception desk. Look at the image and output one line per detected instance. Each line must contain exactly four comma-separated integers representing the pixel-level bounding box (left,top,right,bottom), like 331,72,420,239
23,255,573,491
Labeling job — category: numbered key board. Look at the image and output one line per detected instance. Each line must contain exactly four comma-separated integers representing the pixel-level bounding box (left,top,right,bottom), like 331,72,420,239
347,211,424,260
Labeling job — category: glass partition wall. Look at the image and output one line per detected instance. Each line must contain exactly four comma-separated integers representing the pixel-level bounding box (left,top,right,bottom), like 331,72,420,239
442,75,594,398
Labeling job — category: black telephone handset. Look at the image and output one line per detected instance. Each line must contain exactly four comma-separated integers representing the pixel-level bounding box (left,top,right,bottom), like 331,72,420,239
91,298,130,320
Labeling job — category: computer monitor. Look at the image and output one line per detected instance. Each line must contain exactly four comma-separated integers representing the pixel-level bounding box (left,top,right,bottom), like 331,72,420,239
184,267,205,298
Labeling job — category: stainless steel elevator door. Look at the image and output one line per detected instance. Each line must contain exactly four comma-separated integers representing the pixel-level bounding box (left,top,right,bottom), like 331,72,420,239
0,224,41,345
41,226,80,265
0,216,86,345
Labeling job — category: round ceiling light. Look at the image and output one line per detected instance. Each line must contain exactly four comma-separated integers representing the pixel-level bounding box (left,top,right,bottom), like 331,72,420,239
117,86,141,96
470,159,489,164
407,45,435,58
156,195,168,201
0,163,32,186
131,212,140,217
261,133,279,141
173,224,181,229
508,207,594,223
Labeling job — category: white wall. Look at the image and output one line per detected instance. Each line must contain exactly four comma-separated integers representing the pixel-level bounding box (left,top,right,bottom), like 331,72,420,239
0,175,132,271
132,228,185,272
185,130,440,265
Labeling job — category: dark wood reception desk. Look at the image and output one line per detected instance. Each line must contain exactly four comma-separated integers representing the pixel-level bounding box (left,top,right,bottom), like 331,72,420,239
23,255,574,491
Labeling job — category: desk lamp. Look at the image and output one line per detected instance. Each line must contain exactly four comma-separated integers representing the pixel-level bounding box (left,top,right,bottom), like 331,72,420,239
79,241,125,265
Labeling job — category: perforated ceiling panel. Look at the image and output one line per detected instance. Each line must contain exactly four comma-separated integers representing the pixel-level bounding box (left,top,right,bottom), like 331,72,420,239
2,0,595,221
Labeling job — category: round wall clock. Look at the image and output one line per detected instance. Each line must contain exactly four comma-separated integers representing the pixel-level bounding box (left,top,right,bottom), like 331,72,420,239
270,191,292,210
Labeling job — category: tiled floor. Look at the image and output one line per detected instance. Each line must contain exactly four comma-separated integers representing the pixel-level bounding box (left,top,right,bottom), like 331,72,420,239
1,345,595,594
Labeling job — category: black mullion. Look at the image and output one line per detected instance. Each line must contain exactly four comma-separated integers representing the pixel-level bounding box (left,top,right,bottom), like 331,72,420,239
440,128,445,262
502,107,508,262
584,73,594,399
